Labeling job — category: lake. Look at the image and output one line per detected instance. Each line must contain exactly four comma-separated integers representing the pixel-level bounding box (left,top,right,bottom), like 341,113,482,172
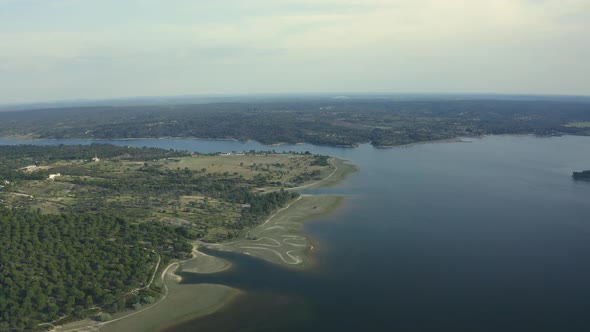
3,135,590,331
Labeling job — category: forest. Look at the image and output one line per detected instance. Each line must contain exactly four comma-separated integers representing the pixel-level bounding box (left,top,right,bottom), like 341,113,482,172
0,208,192,330
1,97,590,147
0,144,331,330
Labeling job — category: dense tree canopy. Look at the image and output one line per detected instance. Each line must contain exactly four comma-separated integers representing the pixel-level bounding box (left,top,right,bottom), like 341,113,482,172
0,208,191,330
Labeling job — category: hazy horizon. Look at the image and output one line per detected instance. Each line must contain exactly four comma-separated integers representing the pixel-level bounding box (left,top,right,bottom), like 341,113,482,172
3,91,590,109
1,0,589,104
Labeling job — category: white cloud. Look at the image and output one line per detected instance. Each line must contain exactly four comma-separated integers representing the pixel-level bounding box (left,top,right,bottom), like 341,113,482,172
0,0,589,103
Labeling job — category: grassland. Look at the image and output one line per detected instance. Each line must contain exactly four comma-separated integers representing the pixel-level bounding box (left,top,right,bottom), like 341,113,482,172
1,152,335,241
173,154,333,182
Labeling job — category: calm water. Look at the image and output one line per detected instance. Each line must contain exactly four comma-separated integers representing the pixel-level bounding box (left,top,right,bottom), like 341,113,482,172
3,136,590,331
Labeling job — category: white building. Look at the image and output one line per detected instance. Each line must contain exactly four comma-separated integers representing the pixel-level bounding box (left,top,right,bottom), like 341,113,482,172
48,173,61,181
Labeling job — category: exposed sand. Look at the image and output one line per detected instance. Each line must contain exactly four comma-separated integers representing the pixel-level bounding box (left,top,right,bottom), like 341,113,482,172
205,194,345,268
179,249,231,275
98,283,239,332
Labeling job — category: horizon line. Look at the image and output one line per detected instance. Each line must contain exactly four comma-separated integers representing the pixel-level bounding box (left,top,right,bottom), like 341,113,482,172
2,91,590,109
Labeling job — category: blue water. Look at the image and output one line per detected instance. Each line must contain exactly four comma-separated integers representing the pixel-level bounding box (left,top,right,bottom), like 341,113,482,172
4,135,590,331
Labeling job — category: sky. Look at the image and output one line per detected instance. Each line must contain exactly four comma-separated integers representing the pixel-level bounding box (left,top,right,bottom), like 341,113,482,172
0,0,589,104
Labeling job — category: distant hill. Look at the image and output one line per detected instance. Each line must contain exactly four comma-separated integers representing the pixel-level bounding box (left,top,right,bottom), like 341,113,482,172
1,96,590,147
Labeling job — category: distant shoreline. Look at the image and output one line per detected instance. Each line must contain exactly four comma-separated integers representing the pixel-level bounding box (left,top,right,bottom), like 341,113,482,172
0,135,361,149
2,134,577,149
376,137,468,148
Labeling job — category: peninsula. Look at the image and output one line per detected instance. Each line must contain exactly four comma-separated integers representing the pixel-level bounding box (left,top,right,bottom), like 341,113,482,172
0,143,355,331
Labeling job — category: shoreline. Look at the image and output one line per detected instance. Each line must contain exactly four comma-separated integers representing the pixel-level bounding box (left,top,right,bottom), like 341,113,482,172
150,155,357,330
2,133,579,150
0,134,471,148
0,135,362,149
177,248,233,277
53,250,239,332
375,137,468,148
36,155,356,332
202,157,356,268
97,262,242,332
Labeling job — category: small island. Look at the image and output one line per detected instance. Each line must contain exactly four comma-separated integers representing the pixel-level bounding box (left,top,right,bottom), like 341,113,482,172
573,170,590,181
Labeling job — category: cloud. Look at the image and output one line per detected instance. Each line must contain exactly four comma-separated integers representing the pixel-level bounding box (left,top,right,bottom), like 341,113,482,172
0,0,589,103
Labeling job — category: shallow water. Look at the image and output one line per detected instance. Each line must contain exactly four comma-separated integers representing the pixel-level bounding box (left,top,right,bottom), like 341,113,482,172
4,135,590,331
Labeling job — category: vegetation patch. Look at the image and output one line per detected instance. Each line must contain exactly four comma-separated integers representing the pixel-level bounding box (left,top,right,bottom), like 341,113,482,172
0,144,335,330
0,208,191,330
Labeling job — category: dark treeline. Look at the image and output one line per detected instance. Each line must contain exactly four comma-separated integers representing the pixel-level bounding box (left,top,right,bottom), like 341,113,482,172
573,170,590,180
228,189,298,229
1,98,590,147
0,208,191,330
